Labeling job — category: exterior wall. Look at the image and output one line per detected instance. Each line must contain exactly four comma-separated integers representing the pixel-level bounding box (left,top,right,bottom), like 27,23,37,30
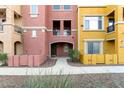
22,5,47,27
22,5,77,57
22,5,48,58
0,6,22,55
78,5,124,64
78,7,106,56
47,5,77,57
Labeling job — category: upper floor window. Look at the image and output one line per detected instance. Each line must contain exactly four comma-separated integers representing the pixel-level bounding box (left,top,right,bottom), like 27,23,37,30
30,5,38,17
53,5,60,10
64,5,71,10
84,16,104,30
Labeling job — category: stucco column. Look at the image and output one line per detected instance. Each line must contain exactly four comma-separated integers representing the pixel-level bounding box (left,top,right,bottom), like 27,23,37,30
41,27,47,56
115,7,124,64
60,20,64,35
115,6,123,22
6,8,14,24
3,8,15,55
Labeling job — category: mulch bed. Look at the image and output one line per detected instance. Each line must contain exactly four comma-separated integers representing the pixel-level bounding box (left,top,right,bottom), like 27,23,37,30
1,73,124,87
40,58,57,68
67,59,84,67
67,59,124,67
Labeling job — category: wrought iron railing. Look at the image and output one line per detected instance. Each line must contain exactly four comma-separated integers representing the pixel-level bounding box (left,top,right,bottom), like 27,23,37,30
64,30,71,36
53,30,71,36
53,30,61,35
107,25,115,33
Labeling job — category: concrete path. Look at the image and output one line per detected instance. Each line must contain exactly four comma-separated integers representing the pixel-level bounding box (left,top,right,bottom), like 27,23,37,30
0,57,124,75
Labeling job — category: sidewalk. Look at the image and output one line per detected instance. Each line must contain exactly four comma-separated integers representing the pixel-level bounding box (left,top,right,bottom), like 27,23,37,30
0,58,124,75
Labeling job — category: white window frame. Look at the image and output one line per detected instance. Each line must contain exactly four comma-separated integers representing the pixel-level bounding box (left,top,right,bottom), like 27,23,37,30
84,39,103,54
52,5,61,11
83,16,104,31
32,30,37,38
63,5,71,11
30,5,38,17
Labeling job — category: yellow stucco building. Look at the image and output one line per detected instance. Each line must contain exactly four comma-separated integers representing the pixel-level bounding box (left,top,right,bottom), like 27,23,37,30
78,5,124,64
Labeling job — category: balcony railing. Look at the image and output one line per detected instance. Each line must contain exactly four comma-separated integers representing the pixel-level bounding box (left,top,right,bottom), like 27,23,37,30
53,30,61,36
107,25,115,33
64,30,71,36
53,30,71,36
14,25,23,33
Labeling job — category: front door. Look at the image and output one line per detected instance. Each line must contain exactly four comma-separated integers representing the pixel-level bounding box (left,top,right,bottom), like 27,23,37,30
51,44,57,57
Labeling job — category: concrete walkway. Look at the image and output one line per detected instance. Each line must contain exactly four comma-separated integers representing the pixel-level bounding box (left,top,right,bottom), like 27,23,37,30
0,57,124,75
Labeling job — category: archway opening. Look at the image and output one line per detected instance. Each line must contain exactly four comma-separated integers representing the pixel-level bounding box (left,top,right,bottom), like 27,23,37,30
51,42,73,57
14,41,23,55
0,41,3,53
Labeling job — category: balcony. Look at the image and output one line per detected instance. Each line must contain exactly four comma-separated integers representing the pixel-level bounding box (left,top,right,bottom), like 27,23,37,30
53,30,71,36
14,25,23,33
107,25,115,33
48,30,75,43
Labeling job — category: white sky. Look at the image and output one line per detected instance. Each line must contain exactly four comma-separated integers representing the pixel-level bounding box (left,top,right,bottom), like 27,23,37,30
0,0,124,5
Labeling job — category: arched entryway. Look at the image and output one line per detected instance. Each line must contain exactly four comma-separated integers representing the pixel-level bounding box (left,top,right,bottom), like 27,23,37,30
14,41,23,55
50,42,73,57
0,41,3,53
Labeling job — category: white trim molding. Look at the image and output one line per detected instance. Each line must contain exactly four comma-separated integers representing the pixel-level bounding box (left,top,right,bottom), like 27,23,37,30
115,21,124,25
83,16,104,31
83,39,105,41
81,14,105,16
23,26,47,30
106,38,116,41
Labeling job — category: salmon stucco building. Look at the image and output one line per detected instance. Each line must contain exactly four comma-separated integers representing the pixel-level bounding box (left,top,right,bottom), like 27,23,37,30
0,5,77,66
78,5,124,64
22,5,77,57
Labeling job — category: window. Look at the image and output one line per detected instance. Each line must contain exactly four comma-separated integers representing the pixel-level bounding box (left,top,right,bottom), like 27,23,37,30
85,41,103,54
64,5,71,10
30,5,38,17
64,44,69,52
108,18,114,26
32,30,37,37
84,16,104,30
53,5,60,10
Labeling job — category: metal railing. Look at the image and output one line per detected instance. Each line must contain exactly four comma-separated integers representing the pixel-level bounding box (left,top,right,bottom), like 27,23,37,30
107,25,115,33
53,30,71,36
64,30,71,36
53,30,61,35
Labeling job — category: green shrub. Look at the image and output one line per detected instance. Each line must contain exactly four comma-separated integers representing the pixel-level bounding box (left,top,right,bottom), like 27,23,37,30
69,49,80,62
0,53,8,66
23,75,72,88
